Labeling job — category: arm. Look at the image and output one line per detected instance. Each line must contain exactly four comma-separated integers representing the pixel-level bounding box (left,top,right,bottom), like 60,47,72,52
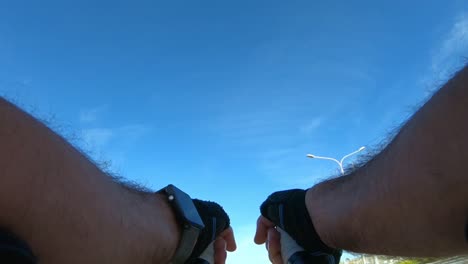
307,65,468,257
0,97,181,263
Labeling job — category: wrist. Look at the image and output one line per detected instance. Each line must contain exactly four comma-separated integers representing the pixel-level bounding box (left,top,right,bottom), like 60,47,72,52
306,173,364,252
124,192,181,264
151,193,182,263
306,183,345,250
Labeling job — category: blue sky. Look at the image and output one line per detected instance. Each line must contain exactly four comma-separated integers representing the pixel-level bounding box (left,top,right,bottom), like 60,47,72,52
1,1,467,263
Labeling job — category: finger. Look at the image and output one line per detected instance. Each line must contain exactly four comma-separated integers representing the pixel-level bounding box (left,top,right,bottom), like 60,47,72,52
254,216,275,244
219,227,237,251
214,238,227,264
267,228,283,264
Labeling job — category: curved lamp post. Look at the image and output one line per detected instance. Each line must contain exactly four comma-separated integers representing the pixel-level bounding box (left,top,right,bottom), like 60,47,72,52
306,146,365,175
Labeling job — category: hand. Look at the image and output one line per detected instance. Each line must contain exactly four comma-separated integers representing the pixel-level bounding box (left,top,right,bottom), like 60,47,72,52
188,199,237,264
254,216,283,264
216,227,237,263
254,189,341,264
198,227,237,264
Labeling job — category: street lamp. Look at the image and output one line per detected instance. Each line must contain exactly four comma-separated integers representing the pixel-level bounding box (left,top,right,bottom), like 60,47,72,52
307,146,365,175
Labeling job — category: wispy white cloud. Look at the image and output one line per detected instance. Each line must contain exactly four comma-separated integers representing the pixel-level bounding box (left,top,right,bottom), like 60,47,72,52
213,107,325,149
212,110,329,187
300,117,324,135
427,13,468,86
79,105,108,123
257,144,336,189
81,128,114,148
80,124,151,149
78,105,152,149
213,110,298,148
79,124,151,172
118,124,152,140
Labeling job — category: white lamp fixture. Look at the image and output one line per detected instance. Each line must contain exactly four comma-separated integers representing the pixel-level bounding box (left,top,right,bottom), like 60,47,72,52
306,146,366,175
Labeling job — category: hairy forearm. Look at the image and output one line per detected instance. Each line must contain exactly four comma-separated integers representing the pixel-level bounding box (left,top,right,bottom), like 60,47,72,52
307,65,468,257
0,98,179,263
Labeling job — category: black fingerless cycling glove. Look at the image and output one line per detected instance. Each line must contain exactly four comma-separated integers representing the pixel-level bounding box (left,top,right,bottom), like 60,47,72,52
260,189,341,264
186,199,230,264
0,228,36,264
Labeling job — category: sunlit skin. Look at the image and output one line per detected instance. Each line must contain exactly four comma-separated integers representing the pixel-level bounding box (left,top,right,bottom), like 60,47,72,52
254,216,282,264
214,227,237,263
